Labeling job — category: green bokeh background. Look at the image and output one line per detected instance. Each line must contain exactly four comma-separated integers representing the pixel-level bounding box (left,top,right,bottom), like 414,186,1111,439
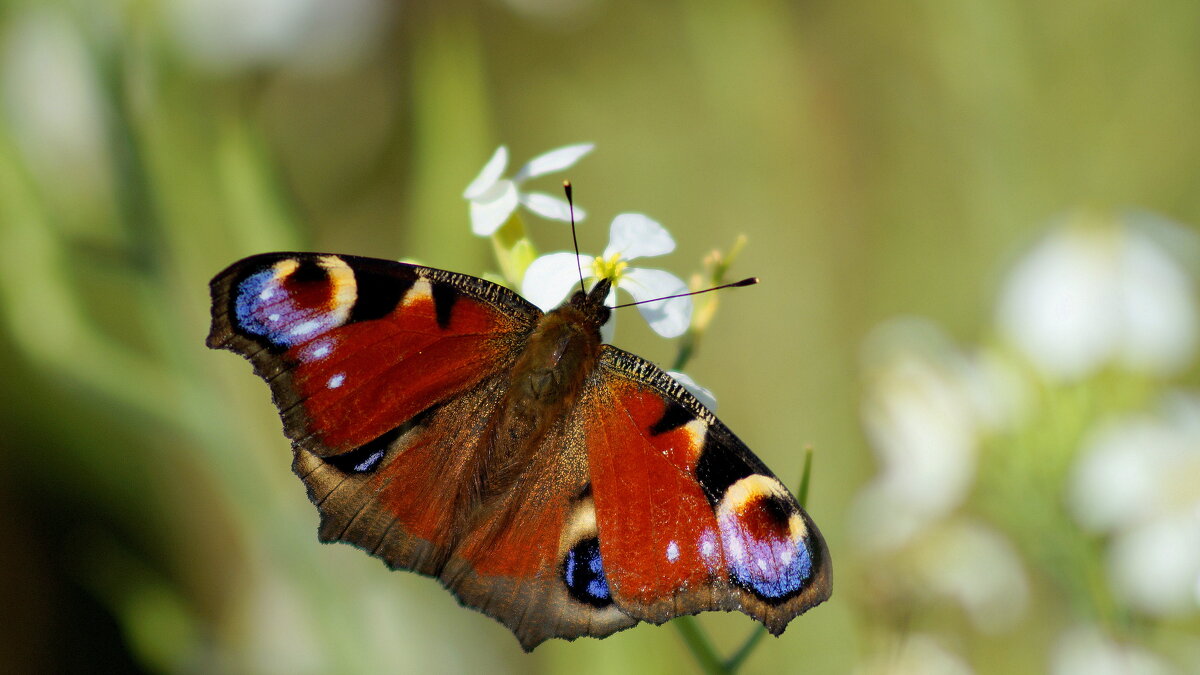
2,1,1199,672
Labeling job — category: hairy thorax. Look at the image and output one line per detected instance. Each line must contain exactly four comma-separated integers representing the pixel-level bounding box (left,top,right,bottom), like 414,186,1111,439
467,304,604,504
497,305,602,452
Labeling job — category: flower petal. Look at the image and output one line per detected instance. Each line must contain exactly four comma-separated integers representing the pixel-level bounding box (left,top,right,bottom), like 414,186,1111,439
1117,227,1198,375
522,252,591,311
463,145,508,199
519,192,586,223
513,142,594,182
1108,513,1200,616
604,213,674,260
1051,625,1170,675
469,180,519,236
600,288,617,343
621,267,691,337
668,371,717,411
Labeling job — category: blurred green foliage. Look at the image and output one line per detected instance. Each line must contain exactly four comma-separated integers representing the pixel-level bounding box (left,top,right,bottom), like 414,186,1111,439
2,1,1200,673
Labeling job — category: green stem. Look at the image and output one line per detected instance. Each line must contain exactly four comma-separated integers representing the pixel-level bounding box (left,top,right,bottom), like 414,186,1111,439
672,331,697,371
724,627,767,672
675,616,727,675
797,447,814,508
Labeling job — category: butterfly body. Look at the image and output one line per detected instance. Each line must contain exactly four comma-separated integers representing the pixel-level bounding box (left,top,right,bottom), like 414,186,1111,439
208,252,830,650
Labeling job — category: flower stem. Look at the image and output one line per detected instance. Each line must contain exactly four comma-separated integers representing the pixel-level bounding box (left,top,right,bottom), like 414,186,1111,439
674,616,727,675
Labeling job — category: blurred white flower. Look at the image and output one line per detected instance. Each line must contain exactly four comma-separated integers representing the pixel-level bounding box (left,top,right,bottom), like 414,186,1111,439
854,634,974,675
463,144,594,236
1,8,109,200
852,320,983,551
1108,512,1200,617
668,371,716,410
1050,625,1171,675
238,569,322,673
497,0,600,26
1070,394,1200,616
522,213,691,338
911,520,1030,633
997,213,1198,382
165,0,392,73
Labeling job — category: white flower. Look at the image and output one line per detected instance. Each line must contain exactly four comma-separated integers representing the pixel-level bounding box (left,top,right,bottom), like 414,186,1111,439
166,0,392,72
2,8,108,195
1050,625,1171,675
996,212,1198,382
463,144,594,236
521,213,692,339
854,634,974,675
1108,512,1200,617
1070,393,1200,616
910,520,1029,633
851,320,982,552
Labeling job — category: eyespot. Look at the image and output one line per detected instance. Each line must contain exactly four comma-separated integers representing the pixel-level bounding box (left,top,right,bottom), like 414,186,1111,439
562,537,612,608
234,257,356,348
716,475,813,601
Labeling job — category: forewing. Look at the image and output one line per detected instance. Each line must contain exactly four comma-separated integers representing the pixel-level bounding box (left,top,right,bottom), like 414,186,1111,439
209,252,538,564
207,252,540,457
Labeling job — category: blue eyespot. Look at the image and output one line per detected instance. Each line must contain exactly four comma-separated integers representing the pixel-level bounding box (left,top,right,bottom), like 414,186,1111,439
235,267,341,348
727,536,812,599
718,492,814,600
562,537,612,607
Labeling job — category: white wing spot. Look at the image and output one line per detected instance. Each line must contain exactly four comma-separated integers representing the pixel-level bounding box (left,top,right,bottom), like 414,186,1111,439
666,540,680,563
290,319,322,336
268,313,281,322
727,536,746,563
327,373,345,389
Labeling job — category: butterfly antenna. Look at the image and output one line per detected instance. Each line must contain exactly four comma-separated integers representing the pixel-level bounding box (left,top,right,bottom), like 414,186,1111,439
564,180,586,294
610,277,759,309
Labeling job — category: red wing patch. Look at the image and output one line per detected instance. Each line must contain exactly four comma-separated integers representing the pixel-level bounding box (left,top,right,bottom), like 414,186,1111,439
207,253,539,457
584,378,725,609
589,346,832,631
288,285,513,452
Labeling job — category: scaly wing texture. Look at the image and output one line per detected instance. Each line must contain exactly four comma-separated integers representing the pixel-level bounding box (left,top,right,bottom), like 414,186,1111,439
298,387,639,651
208,252,536,571
207,252,539,457
584,345,832,634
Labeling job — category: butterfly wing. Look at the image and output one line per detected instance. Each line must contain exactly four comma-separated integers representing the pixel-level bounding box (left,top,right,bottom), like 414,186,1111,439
208,252,540,568
207,252,540,457
582,345,832,634
297,377,639,651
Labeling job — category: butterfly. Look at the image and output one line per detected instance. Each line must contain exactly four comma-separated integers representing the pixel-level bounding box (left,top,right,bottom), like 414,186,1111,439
206,252,831,650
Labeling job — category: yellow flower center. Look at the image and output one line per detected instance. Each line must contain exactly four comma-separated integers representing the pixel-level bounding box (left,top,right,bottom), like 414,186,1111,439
591,253,627,282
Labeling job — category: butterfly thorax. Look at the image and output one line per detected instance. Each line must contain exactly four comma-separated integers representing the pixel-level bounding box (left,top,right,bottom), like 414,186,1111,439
491,280,612,457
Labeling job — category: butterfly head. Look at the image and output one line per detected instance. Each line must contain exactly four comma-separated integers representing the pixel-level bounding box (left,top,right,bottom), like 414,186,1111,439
565,277,613,329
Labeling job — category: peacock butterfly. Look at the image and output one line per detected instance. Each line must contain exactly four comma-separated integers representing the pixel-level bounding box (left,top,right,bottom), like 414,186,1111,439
206,252,831,650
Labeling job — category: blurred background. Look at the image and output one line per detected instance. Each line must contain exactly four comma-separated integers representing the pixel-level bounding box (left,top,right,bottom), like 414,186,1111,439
2,1,1199,672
